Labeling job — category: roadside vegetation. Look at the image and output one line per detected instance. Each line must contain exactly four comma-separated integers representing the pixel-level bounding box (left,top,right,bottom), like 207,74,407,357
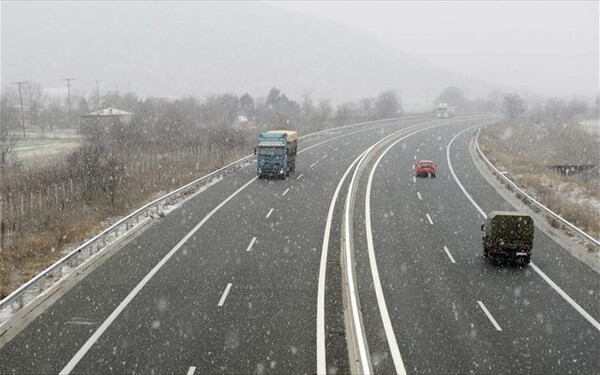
478,93,600,243
0,84,416,297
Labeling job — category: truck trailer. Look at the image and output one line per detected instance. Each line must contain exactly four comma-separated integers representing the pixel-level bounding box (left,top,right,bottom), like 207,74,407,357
255,130,297,179
482,211,534,266
437,103,456,118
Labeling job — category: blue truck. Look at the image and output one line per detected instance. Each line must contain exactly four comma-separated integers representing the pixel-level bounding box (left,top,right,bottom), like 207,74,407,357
255,130,298,179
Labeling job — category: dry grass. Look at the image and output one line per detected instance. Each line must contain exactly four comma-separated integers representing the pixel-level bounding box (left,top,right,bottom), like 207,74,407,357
0,141,252,298
479,121,600,241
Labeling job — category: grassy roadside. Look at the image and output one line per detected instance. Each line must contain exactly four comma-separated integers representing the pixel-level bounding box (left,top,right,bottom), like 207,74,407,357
478,120,599,243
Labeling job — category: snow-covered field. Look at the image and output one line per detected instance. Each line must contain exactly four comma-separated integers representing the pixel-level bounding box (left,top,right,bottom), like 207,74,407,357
11,129,80,167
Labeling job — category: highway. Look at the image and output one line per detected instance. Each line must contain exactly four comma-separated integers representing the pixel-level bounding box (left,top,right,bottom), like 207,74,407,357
0,116,598,374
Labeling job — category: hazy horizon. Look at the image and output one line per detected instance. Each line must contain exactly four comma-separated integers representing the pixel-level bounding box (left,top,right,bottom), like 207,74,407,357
2,1,598,106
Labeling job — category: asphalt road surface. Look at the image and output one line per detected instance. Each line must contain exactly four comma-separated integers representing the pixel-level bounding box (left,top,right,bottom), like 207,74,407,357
0,116,598,374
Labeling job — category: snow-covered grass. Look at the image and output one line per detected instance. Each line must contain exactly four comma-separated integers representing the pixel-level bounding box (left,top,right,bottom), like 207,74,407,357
479,121,600,242
11,130,80,168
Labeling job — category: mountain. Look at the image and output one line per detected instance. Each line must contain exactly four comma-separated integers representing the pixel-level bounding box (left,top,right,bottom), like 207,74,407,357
1,2,501,109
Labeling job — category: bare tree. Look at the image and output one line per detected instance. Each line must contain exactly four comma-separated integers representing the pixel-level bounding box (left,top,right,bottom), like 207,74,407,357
0,100,18,172
25,82,46,131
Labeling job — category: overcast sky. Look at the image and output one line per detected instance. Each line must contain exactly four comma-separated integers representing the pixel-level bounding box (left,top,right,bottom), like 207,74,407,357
274,1,599,97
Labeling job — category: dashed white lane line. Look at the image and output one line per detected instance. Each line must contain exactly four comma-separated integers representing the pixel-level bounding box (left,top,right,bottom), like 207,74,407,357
266,208,274,218
282,188,290,196
322,154,328,159
187,366,196,375
310,162,317,168
448,126,600,333
443,246,456,264
413,176,416,183
334,147,339,151
477,301,502,331
246,237,257,252
412,165,415,170
218,283,233,307
296,173,304,180
426,213,434,225
414,155,417,160
417,192,422,200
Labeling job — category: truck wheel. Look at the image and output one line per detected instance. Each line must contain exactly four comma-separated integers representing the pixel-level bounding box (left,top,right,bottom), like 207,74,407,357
258,174,263,180
431,173,436,178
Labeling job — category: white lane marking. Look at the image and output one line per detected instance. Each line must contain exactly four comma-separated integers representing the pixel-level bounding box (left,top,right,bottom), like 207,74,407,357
530,263,600,332
317,149,369,374
266,208,274,218
417,192,422,200
310,162,317,168
334,147,339,151
345,142,350,146
218,283,233,307
246,237,257,252
322,154,328,159
187,366,196,375
412,176,416,183
59,177,257,375
416,148,420,152
414,155,417,160
282,188,290,196
296,173,304,180
426,213,434,225
443,246,456,264
365,126,448,375
447,126,600,333
477,301,502,331
412,165,415,170
59,121,428,375
345,148,376,375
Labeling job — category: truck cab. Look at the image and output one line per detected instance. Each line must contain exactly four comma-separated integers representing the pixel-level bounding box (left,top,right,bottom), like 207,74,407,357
255,130,297,179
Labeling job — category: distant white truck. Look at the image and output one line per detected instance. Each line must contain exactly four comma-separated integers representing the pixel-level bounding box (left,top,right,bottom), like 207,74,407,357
437,103,455,118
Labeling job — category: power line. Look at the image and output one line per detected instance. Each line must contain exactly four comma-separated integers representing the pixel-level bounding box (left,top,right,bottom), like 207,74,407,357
63,78,75,114
11,81,27,137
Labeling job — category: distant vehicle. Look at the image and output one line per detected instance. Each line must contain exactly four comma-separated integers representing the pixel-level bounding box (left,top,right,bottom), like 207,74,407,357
437,103,455,118
255,130,297,179
416,159,437,178
481,211,534,266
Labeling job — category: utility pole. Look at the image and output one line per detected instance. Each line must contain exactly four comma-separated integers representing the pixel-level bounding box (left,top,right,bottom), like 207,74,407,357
93,80,101,110
11,81,27,137
63,78,75,114
524,85,528,109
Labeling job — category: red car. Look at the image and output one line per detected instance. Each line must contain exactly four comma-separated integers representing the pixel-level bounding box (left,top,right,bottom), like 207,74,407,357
416,159,437,178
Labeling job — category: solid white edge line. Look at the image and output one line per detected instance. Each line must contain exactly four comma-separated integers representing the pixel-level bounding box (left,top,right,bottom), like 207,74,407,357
365,126,446,375
187,366,196,375
246,237,257,252
218,283,233,307
443,246,457,264
316,149,369,375
296,173,304,180
59,177,257,375
417,192,422,200
345,148,374,375
426,213,434,225
282,188,290,196
447,126,600,333
530,263,600,332
58,121,428,375
266,208,274,218
477,301,502,331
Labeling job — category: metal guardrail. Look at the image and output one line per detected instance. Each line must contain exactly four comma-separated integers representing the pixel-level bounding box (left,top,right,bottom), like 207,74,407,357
0,153,256,314
0,115,429,321
475,129,600,249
